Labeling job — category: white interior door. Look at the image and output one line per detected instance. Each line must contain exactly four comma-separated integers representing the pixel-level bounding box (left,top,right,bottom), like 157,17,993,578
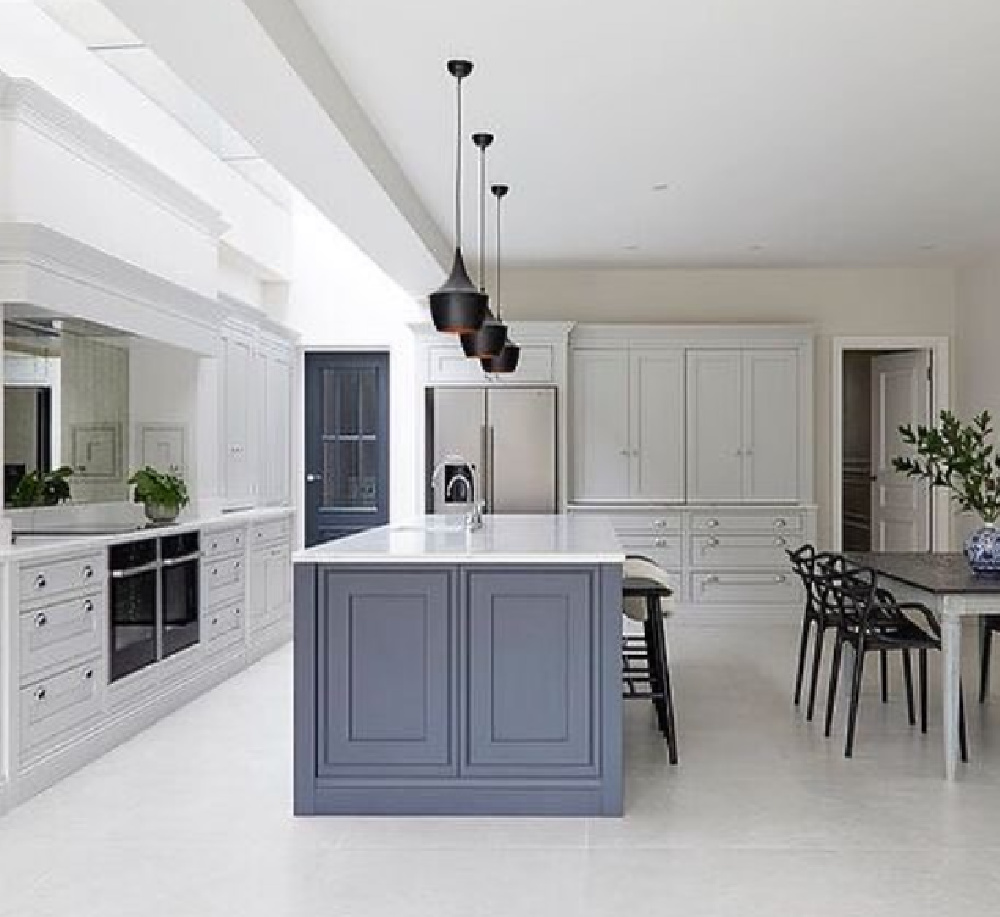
871,350,931,551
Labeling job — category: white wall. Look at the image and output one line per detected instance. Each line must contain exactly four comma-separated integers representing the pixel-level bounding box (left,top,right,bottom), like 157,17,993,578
0,1,291,290
503,266,958,544
274,196,424,532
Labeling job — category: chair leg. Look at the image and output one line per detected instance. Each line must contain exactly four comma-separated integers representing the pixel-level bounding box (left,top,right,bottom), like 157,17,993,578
919,648,929,735
825,634,845,737
880,650,889,704
643,615,668,733
901,649,916,726
981,625,993,704
658,622,679,766
806,623,826,722
794,614,813,706
845,646,867,758
959,679,969,764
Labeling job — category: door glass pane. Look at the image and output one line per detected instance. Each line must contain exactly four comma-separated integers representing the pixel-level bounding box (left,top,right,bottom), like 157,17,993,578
338,370,360,436
359,367,377,436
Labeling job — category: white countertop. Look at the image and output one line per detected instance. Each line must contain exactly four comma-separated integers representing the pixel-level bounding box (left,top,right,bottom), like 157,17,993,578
293,515,625,565
0,506,294,562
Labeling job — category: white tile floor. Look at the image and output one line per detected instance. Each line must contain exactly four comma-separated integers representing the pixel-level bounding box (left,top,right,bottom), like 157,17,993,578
2,615,1000,917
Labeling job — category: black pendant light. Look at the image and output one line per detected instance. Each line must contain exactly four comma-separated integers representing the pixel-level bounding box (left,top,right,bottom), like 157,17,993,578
481,183,520,374
460,132,507,358
429,60,488,334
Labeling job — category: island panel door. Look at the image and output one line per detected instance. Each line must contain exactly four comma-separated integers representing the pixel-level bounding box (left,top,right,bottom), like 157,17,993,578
316,569,456,777
464,569,598,774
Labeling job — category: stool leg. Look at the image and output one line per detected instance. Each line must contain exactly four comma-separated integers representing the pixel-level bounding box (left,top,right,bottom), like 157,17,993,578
655,611,679,765
644,600,668,733
880,650,889,704
902,649,916,726
981,624,993,704
919,648,929,735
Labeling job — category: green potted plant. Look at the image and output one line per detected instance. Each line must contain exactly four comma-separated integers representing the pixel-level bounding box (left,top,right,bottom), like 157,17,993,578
10,466,74,508
128,466,190,525
892,409,1000,573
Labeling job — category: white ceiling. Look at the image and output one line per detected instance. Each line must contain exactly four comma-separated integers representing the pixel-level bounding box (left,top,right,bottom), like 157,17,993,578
292,0,1000,267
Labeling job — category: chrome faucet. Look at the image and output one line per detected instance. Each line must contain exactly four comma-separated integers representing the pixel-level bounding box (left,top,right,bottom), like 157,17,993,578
430,454,484,532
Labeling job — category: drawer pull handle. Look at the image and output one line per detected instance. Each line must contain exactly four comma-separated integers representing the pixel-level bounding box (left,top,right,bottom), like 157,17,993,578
82,564,94,580
212,616,219,626
654,537,668,548
211,541,218,551
774,536,787,547
235,561,241,570
34,573,47,590
653,519,667,528
706,519,719,528
84,668,94,681
34,611,47,628
705,575,720,585
83,599,94,614
35,687,47,702
707,537,720,548
774,519,787,528
212,567,218,576
235,607,241,616
774,574,787,584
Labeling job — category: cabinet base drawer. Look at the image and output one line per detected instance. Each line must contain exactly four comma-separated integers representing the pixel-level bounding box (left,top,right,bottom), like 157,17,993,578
619,534,683,569
19,553,106,607
689,572,801,606
252,517,291,546
19,591,103,680
690,534,802,569
691,511,804,534
202,527,246,561
203,601,245,650
203,556,246,607
20,657,103,760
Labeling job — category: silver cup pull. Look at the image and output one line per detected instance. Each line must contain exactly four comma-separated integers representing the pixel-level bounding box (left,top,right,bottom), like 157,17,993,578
34,611,47,628
83,599,94,614
82,564,94,580
35,686,47,702
34,573,47,590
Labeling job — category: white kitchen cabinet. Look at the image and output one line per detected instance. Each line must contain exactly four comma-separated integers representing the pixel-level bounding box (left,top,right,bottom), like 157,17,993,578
222,325,254,507
686,348,800,502
262,343,292,506
571,347,685,502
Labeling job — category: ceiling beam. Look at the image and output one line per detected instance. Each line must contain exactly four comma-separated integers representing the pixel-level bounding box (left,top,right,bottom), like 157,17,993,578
101,0,447,297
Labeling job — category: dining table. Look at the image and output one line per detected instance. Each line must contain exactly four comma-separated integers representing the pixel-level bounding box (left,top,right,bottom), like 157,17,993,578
850,552,1000,779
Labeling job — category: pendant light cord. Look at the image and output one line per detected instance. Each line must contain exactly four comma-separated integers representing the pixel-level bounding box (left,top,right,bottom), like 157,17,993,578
495,191,502,320
454,75,463,249
478,141,486,293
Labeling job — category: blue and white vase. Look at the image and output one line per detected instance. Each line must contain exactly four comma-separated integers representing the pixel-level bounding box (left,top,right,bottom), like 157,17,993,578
964,522,1000,575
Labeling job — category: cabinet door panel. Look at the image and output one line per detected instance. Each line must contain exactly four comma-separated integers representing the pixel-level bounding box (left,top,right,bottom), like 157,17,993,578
571,350,630,501
223,332,253,504
317,570,455,775
465,570,596,773
686,351,743,501
744,350,799,501
630,350,685,501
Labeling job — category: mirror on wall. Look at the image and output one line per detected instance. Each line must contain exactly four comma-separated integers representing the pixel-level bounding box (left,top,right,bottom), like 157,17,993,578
4,314,131,508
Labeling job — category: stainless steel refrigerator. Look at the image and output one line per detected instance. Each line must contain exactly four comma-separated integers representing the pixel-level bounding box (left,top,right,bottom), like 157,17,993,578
425,387,558,514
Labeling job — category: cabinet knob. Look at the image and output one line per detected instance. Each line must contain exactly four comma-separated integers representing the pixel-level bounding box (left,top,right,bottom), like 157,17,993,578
774,536,787,547
774,574,787,584
705,575,720,585
774,518,787,528
83,599,94,614
35,686,47,702
84,668,94,681
212,616,219,626
34,573,47,590
82,564,94,580
654,537,668,548
653,519,667,529
619,449,630,457
211,541,219,551
34,611,47,628
706,519,719,528
707,537,720,547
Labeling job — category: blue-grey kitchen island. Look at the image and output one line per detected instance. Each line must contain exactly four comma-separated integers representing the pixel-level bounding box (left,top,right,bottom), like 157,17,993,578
293,515,624,816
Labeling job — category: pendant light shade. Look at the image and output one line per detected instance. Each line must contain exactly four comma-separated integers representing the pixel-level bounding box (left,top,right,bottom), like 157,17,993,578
481,183,520,374
430,60,488,333
460,132,507,358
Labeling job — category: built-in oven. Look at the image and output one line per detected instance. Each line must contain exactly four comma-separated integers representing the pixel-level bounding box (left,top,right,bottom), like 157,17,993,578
160,531,200,659
109,538,159,682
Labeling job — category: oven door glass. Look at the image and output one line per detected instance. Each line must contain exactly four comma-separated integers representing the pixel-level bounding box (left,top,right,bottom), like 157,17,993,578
110,569,158,682
161,557,200,658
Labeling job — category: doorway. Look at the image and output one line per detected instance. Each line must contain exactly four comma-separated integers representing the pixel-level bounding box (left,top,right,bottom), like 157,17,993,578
833,337,950,553
303,352,390,548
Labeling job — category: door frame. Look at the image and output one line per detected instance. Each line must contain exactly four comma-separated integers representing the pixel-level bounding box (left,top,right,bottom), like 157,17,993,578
831,336,950,552
299,349,391,549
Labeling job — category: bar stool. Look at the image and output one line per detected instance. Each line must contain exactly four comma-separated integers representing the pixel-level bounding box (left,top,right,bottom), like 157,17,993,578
623,555,679,765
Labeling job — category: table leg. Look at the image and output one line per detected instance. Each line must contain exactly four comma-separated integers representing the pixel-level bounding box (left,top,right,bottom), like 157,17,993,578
940,597,962,781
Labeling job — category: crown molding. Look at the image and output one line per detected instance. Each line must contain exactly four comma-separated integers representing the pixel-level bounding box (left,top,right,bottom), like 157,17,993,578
218,292,299,344
0,72,228,238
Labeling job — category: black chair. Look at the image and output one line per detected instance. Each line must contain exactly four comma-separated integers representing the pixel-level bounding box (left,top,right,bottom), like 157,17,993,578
823,565,967,760
622,556,678,765
980,615,1000,703
788,547,896,721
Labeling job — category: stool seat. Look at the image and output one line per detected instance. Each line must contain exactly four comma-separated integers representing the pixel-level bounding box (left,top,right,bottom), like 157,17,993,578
624,556,675,622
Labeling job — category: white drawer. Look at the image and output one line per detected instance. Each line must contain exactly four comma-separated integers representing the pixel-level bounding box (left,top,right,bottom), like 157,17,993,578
19,590,103,680
203,600,244,651
202,526,246,560
19,553,106,607
690,511,804,534
619,534,683,569
613,514,682,535
20,656,103,758
690,534,802,570
202,555,246,607
251,517,291,546
689,572,801,606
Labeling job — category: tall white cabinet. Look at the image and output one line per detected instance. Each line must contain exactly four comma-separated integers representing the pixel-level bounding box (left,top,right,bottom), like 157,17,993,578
686,348,801,502
571,346,685,503
569,325,815,613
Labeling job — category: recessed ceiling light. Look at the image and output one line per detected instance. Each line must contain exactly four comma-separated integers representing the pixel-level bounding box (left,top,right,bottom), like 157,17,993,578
748,244,765,252
920,243,937,251
622,244,640,251
651,183,670,192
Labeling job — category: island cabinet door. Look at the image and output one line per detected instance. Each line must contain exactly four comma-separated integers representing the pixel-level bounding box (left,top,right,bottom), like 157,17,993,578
315,570,456,777
464,569,598,775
